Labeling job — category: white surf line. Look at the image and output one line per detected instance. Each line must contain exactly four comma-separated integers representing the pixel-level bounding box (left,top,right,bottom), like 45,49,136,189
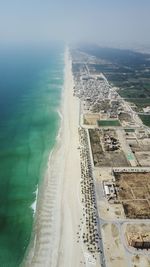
31,186,39,216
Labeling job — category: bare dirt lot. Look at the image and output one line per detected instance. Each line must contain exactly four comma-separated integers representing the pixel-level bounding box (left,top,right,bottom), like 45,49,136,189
89,129,129,167
125,223,150,235
115,172,150,219
101,223,128,267
132,254,150,267
119,112,133,123
124,223,150,252
131,139,150,152
125,136,150,166
83,113,100,125
135,151,150,167
98,200,125,220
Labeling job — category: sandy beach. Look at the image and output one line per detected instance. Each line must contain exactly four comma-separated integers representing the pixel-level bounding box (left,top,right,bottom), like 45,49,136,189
23,47,84,267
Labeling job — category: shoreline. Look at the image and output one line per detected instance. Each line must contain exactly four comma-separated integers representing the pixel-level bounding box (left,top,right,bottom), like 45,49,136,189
22,49,65,267
22,47,83,267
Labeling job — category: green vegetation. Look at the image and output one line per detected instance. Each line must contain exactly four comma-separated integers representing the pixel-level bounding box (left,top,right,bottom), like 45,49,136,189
118,82,150,98
124,98,150,112
139,115,150,127
119,87,149,98
124,128,135,132
80,45,150,114
125,98,150,107
97,120,121,127
79,45,150,130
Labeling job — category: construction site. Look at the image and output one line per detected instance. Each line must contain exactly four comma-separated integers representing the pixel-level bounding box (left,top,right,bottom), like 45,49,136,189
89,128,129,167
114,172,150,219
125,129,150,167
118,112,134,126
71,48,150,267
125,224,150,250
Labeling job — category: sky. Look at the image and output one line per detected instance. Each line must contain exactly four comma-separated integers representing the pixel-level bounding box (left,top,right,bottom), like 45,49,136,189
0,0,150,47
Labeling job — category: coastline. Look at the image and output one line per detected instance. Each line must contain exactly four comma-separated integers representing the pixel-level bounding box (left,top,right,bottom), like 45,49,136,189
22,47,84,267
22,51,65,267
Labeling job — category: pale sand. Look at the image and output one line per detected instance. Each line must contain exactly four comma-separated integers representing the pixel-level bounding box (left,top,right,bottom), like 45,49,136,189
101,223,128,267
23,48,84,267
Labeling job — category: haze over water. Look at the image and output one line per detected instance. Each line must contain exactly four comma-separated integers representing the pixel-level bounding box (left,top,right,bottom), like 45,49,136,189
0,44,64,266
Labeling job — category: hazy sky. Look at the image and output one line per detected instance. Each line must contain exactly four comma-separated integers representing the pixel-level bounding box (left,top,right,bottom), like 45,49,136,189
0,0,150,47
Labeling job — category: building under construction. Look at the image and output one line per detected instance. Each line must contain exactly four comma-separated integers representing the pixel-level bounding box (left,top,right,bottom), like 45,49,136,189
126,232,150,249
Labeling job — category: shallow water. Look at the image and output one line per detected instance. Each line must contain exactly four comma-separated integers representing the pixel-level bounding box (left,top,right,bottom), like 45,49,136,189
0,44,64,266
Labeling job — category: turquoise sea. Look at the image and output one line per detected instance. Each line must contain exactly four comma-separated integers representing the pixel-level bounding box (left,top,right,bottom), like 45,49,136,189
0,44,64,266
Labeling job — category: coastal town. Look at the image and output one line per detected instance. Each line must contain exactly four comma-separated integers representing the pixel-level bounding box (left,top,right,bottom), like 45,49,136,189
1,0,150,266
24,47,150,267
71,48,150,267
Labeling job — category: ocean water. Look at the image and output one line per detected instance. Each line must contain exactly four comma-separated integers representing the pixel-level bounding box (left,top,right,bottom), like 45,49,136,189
0,44,64,266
